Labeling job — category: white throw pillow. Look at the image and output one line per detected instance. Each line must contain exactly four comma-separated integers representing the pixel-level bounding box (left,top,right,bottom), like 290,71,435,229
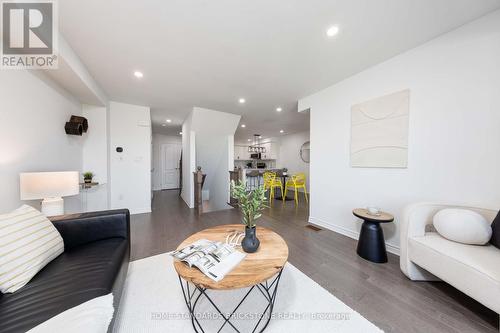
0,205,64,293
433,208,492,245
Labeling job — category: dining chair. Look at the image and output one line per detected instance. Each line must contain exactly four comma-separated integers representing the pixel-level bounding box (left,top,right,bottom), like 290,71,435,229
263,171,283,202
284,173,308,204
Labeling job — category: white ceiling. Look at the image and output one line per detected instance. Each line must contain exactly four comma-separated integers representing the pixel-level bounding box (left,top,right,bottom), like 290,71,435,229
59,0,500,141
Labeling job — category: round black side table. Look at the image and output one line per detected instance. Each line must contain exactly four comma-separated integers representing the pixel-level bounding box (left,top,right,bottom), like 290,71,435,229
353,208,394,263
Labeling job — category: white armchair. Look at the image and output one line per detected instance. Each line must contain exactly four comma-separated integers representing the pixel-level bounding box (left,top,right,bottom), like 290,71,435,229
400,203,499,318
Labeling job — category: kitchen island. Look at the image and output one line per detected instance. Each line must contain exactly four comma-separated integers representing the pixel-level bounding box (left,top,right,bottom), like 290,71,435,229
239,168,283,190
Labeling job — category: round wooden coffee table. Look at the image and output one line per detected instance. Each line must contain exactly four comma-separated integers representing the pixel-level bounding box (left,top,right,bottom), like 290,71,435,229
353,208,394,263
174,224,288,333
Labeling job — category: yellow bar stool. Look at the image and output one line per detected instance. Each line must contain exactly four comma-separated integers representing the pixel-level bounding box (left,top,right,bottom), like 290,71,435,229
284,173,308,204
262,171,274,201
263,171,283,203
262,171,273,190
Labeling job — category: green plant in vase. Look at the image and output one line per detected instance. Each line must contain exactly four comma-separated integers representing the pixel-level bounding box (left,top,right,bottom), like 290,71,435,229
230,180,267,253
83,171,94,184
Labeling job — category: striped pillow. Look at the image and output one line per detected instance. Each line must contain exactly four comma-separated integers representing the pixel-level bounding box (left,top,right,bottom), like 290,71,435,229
0,205,64,293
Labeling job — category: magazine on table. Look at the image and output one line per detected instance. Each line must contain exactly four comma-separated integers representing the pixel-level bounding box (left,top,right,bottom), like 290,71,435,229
171,239,246,282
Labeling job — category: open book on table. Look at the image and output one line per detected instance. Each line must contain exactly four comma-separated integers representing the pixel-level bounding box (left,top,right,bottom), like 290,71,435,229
171,239,246,282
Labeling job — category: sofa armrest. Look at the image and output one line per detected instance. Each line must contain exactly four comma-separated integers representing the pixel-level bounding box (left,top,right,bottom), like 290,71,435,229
400,202,497,281
50,209,130,251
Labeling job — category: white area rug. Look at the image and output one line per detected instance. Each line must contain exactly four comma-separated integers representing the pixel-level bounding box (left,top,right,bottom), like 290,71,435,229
114,253,383,333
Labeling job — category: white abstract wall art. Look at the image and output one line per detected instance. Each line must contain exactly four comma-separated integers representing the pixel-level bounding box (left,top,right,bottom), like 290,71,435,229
350,89,410,168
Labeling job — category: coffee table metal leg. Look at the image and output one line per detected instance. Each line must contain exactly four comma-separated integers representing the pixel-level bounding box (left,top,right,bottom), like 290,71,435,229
253,271,283,332
178,277,206,332
178,269,284,333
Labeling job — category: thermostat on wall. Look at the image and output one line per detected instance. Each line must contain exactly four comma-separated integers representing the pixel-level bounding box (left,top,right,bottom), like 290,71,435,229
116,147,123,153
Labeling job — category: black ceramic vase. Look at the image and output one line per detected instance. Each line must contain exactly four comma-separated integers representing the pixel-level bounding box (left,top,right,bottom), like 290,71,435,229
241,226,260,253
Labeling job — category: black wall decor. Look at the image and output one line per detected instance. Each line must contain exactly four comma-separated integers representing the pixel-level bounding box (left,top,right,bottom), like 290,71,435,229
65,122,83,135
65,115,88,136
70,115,88,132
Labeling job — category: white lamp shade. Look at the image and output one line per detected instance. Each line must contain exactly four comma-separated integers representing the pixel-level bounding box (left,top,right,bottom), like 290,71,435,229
20,171,80,200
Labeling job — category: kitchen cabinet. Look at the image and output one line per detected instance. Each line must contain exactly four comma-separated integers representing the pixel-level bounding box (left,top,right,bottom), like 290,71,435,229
234,145,242,160
242,146,251,160
261,142,279,160
234,145,250,160
235,142,279,160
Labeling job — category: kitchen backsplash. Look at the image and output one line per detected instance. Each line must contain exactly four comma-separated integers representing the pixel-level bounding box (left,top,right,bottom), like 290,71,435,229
234,160,276,169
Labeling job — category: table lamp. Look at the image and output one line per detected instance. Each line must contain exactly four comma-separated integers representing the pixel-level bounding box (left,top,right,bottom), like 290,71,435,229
20,171,80,216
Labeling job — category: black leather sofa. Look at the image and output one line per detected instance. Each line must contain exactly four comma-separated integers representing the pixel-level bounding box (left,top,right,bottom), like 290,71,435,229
0,209,130,333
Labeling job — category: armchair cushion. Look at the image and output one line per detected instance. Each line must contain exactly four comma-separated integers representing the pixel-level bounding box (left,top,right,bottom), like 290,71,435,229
490,211,500,249
409,232,500,314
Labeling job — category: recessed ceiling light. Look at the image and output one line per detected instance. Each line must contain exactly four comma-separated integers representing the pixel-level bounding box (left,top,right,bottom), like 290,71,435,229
258,136,262,139
161,124,166,127
326,25,339,37
134,71,144,78
166,119,172,123
179,132,183,135
241,124,246,128
239,98,246,104
276,107,282,112
280,130,284,133
247,139,251,142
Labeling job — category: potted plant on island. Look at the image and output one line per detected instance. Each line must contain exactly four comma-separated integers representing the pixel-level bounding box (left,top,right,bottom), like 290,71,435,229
230,181,267,253
83,172,94,184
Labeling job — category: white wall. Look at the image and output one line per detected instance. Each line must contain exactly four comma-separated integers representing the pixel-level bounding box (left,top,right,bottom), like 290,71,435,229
81,104,109,212
196,134,233,211
193,108,240,212
299,10,500,254
82,105,108,182
0,71,83,213
109,101,152,214
226,135,235,204
276,131,310,192
181,107,240,210
152,133,181,190
58,37,108,106
181,112,195,208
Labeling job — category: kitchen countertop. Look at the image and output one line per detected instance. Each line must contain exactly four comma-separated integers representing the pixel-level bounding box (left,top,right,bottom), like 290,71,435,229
243,168,278,171
240,168,284,175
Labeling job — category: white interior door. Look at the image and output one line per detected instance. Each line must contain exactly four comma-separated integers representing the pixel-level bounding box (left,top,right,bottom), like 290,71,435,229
160,143,182,189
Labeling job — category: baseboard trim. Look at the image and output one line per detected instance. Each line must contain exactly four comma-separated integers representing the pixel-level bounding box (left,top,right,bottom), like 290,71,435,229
130,207,152,215
309,216,400,256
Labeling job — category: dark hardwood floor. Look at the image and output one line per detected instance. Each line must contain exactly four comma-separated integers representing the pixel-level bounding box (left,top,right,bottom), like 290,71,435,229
130,190,498,333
